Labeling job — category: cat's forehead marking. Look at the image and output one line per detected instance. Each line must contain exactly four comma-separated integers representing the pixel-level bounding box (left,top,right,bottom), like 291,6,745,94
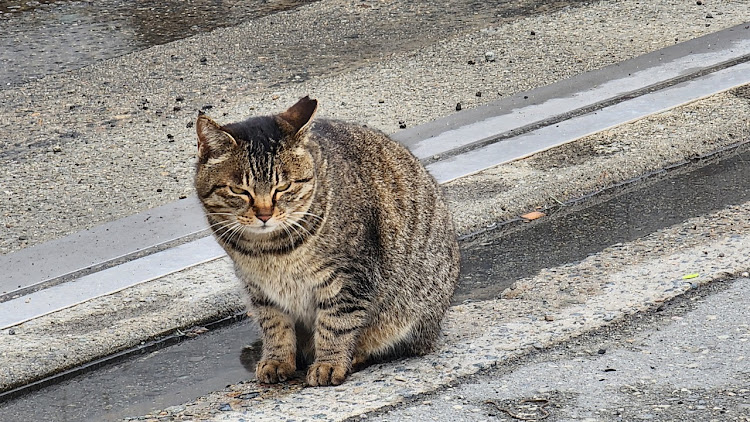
205,154,231,167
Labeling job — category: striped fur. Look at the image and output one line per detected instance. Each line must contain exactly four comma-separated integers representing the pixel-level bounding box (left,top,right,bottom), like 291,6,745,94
195,97,459,386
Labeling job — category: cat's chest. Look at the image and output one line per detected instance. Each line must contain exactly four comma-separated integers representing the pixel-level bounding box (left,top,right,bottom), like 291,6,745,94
233,250,319,325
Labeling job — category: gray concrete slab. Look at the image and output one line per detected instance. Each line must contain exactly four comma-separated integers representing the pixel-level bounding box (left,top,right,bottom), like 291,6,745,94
369,278,750,422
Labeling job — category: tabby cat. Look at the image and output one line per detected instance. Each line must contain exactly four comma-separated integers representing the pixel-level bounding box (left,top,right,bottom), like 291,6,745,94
194,96,460,386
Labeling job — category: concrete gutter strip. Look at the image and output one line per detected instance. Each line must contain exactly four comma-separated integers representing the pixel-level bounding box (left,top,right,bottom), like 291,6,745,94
3,71,748,331
398,24,750,159
0,236,225,329
138,198,750,421
428,61,750,183
442,86,750,236
1,87,748,396
0,196,207,297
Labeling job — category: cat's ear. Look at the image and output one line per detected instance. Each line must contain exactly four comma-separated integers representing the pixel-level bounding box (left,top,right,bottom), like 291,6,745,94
277,96,318,137
196,112,237,161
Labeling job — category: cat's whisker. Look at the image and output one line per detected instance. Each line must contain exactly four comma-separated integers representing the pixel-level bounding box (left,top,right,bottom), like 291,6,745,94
225,223,246,245
282,220,307,244
279,223,297,245
291,211,324,223
215,221,241,244
286,219,312,239
207,219,235,230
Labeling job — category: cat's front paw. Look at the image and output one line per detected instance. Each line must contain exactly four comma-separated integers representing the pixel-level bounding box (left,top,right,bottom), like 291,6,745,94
306,361,348,386
256,359,296,384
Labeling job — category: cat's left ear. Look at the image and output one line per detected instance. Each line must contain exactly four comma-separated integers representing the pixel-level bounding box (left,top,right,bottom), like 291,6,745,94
277,96,318,137
196,112,237,162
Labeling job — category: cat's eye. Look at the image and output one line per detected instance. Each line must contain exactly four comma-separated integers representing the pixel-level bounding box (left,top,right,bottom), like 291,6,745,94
228,186,248,195
276,181,292,192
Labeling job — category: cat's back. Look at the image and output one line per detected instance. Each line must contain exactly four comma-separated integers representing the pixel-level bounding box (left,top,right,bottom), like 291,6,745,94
309,119,434,190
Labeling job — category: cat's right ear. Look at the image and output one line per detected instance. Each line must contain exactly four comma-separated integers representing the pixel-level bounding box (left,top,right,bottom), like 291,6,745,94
196,113,237,161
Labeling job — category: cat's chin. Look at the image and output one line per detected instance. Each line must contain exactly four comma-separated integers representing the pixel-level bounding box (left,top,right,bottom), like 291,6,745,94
245,224,281,236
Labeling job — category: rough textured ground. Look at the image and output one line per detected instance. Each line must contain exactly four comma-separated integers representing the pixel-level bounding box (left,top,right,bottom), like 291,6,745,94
2,0,749,254
370,278,750,422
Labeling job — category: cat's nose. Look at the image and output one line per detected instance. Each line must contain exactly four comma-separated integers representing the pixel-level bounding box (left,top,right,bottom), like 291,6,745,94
256,213,272,223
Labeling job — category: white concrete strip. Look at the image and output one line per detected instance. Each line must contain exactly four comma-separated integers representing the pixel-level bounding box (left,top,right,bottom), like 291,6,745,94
0,196,207,296
428,61,750,183
408,38,750,159
0,236,225,330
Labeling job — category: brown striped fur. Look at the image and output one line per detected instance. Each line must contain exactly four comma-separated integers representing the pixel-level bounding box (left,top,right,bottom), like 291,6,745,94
195,97,459,386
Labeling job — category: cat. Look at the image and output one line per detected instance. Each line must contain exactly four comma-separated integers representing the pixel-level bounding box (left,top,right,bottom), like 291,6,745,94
194,96,460,386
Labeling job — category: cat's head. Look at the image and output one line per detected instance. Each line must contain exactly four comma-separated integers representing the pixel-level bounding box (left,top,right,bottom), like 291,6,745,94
194,96,319,241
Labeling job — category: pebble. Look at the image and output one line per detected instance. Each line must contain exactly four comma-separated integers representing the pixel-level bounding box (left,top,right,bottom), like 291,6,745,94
218,403,232,411
484,51,495,62
456,102,462,111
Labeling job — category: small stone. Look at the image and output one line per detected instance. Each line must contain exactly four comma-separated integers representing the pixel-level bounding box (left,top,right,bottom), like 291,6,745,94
186,121,194,128
467,59,476,65
475,91,482,97
201,104,213,110
176,96,184,102
742,272,749,278
530,30,536,36
378,99,385,104
544,315,554,321
484,51,495,62
200,57,208,64
156,188,163,193
173,106,181,112
8,328,15,335
166,134,174,141
52,145,62,153
239,392,260,400
696,0,702,4
398,121,407,129
218,403,232,411
456,102,462,111
598,348,606,355
706,13,713,18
